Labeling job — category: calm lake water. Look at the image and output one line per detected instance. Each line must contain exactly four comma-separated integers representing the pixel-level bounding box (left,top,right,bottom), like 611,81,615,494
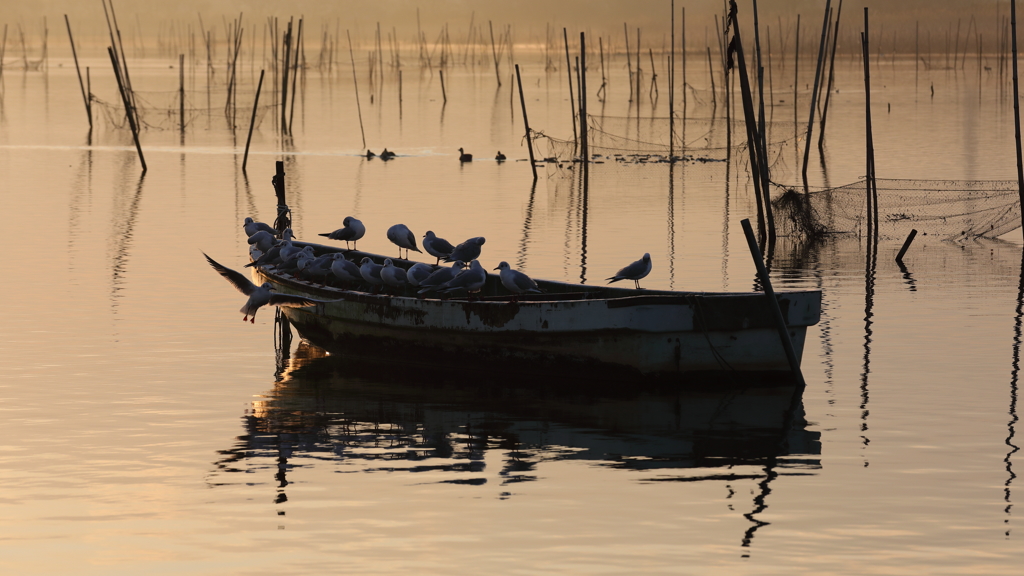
1,15,1023,574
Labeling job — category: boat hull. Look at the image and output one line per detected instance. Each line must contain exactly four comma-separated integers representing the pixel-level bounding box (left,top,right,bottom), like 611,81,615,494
253,252,820,386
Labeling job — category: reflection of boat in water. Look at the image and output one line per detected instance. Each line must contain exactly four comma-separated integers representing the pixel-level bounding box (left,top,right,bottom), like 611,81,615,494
217,342,821,484
253,242,822,385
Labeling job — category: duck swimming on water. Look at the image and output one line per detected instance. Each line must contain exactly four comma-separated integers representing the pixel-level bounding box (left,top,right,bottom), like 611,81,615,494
365,150,376,159
380,148,396,160
495,151,506,162
458,148,473,162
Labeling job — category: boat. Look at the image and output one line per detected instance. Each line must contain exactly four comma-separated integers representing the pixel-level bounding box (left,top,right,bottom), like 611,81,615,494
252,241,822,386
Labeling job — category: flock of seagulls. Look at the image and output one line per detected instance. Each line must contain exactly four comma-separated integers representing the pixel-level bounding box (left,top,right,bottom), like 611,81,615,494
206,216,654,323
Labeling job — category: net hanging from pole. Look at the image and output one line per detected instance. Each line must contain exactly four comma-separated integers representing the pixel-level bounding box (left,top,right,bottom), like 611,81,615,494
770,178,1022,240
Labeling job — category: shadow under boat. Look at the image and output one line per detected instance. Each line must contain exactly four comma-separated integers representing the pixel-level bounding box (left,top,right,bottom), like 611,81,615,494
217,341,821,481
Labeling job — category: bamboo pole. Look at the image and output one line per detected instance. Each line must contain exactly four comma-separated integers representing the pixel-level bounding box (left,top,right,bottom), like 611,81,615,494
65,16,91,129
728,3,768,242
179,54,185,132
741,218,805,388
670,0,675,157
1013,0,1024,236
564,28,578,149
242,69,265,174
625,23,633,102
515,64,537,181
346,30,367,149
440,69,447,103
289,18,301,132
802,0,832,183
108,46,146,173
819,0,843,151
281,20,292,135
580,32,588,164
489,21,502,86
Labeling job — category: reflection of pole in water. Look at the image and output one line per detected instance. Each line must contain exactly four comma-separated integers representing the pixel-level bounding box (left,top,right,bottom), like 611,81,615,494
668,160,676,289
274,310,293,383
579,158,589,284
860,232,878,466
517,180,538,270
109,172,147,314
740,460,778,555
1006,248,1023,536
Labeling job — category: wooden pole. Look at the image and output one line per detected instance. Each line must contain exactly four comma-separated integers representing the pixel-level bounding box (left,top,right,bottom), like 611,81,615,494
289,18,302,133
281,20,292,135
489,21,502,86
728,3,768,242
741,218,806,388
670,0,675,158
179,53,185,133
580,32,588,164
564,28,578,149
64,15,91,129
347,30,367,149
242,69,265,173
440,69,447,103
515,64,537,181
819,0,843,151
272,160,290,234
802,0,832,183
895,229,918,263
1013,0,1024,235
108,46,146,173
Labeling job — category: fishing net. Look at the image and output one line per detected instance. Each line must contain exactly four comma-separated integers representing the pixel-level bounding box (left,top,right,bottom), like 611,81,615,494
770,178,1022,240
537,113,797,169
92,87,276,131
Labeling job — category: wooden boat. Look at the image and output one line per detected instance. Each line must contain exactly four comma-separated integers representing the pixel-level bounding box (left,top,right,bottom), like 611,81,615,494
253,241,822,385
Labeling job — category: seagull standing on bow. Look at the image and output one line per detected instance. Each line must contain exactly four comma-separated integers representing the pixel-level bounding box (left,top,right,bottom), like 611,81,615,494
319,216,365,250
204,253,332,323
606,253,652,290
387,224,422,259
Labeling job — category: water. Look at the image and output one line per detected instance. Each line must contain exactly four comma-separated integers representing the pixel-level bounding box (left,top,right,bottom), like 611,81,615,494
1,33,1022,574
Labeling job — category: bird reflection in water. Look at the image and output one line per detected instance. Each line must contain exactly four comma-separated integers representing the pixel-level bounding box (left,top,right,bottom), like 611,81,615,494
212,340,821,549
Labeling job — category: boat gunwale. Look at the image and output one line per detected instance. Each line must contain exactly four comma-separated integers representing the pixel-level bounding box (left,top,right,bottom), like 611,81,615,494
265,241,822,309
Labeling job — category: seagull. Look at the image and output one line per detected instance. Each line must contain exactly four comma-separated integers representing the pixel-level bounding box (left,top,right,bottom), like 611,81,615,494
359,257,386,289
330,254,362,284
318,216,365,250
246,240,282,268
495,151,506,162
249,244,264,262
495,261,542,297
247,229,276,253
406,262,434,287
422,230,455,265
277,241,306,266
380,259,408,289
458,147,473,162
438,260,487,295
243,217,278,238
445,236,486,263
417,260,466,295
204,252,331,323
387,224,422,259
607,253,652,289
